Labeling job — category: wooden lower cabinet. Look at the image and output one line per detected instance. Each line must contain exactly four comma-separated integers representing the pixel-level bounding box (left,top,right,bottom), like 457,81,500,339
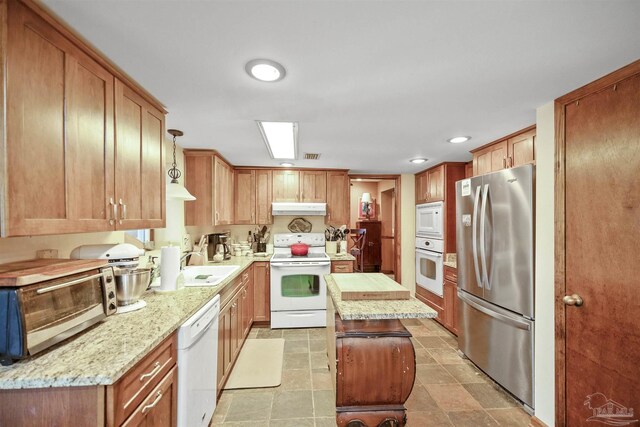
415,265,459,336
121,367,178,427
331,260,354,273
253,262,270,323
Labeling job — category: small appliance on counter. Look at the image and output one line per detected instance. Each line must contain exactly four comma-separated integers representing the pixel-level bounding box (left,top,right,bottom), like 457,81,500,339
0,258,117,365
206,233,231,261
71,243,149,313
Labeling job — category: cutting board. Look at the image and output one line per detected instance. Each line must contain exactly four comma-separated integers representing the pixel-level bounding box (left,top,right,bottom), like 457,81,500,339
0,258,108,287
332,273,410,300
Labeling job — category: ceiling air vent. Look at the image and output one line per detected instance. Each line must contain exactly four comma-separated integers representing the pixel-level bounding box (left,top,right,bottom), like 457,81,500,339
304,153,321,160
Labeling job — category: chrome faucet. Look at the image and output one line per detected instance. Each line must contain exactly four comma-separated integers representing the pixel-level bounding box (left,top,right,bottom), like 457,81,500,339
180,251,204,269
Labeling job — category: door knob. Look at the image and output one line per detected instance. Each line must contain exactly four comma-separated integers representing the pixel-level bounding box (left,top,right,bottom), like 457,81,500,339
563,294,583,307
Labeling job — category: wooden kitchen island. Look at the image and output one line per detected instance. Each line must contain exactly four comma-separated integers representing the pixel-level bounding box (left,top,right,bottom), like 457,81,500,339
325,274,437,427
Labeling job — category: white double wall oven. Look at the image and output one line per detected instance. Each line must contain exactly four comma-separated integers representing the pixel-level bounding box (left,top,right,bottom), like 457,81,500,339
415,201,445,296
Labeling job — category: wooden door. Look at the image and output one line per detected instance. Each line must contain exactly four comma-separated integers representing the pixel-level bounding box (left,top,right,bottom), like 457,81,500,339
5,1,115,236
255,170,273,224
357,221,381,272
326,171,349,225
184,152,214,226
557,65,640,426
253,262,271,322
214,157,233,225
300,171,327,202
115,80,165,230
272,170,299,202
464,162,473,178
442,280,456,332
121,367,178,427
380,188,395,274
507,128,535,168
415,172,428,204
234,169,256,224
427,165,444,201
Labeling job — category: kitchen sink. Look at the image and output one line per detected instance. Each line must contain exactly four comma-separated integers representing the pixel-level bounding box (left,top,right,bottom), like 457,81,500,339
182,265,240,287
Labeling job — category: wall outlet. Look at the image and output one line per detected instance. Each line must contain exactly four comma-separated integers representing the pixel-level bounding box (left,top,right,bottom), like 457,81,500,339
182,234,193,252
36,249,58,259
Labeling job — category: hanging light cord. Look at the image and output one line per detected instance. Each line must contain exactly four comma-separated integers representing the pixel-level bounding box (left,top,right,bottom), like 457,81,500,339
168,134,181,183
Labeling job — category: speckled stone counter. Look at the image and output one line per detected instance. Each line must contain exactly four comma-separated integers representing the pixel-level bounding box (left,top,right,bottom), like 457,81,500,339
0,256,263,389
325,274,436,321
444,253,457,269
327,253,356,261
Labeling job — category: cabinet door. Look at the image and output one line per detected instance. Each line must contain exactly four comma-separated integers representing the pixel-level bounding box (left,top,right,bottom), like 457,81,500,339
217,303,231,394
234,170,256,225
115,80,165,230
255,170,273,224
473,141,508,176
121,367,178,427
415,172,429,204
427,166,444,201
300,171,327,202
242,272,254,338
184,153,214,226
272,170,300,202
214,157,234,225
443,280,456,332
230,295,241,359
5,1,115,236
326,171,349,225
465,162,473,178
507,128,536,168
253,262,271,322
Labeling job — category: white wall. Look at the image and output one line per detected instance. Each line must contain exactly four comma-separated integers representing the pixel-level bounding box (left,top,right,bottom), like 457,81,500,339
400,174,415,293
534,101,555,426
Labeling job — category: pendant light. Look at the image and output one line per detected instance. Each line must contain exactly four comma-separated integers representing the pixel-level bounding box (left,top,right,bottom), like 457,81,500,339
166,129,196,201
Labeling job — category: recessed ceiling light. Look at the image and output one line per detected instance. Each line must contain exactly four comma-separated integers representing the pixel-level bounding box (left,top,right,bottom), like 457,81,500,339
410,158,427,164
245,59,286,82
280,162,294,167
257,121,298,159
448,136,471,144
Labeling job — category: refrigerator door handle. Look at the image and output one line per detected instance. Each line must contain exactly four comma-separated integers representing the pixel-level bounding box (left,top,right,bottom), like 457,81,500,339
480,183,490,290
458,291,531,331
472,185,483,289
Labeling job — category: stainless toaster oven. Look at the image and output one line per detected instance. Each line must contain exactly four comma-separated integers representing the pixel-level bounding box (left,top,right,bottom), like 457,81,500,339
0,260,117,365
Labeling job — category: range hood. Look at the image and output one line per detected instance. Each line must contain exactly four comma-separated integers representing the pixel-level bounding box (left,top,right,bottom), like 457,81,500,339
272,202,327,216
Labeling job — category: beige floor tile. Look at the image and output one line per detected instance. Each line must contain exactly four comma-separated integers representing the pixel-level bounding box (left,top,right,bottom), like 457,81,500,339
280,368,312,390
269,418,315,426
406,325,440,337
486,408,531,426
314,417,338,427
284,339,310,353
284,352,310,369
308,328,327,339
309,339,327,353
283,328,309,339
416,364,458,385
401,318,425,326
441,334,458,348
312,370,333,390
415,348,438,364
406,409,453,426
310,352,329,370
224,391,273,422
405,384,439,412
271,390,314,419
427,348,466,364
214,421,267,427
442,364,488,384
446,410,499,427
411,337,424,348
462,383,517,409
417,336,450,349
257,329,284,339
313,389,336,417
424,384,483,412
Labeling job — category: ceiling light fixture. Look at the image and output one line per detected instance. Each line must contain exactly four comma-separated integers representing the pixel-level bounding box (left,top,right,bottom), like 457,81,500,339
245,59,286,82
410,158,427,164
280,162,294,167
166,129,196,201
257,121,298,159
448,136,471,144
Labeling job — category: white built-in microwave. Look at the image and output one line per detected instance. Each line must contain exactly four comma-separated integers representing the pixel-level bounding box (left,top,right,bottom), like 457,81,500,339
416,202,444,239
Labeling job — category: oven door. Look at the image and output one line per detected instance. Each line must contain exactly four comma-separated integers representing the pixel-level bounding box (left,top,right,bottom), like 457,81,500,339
415,248,443,297
270,262,329,311
416,202,444,238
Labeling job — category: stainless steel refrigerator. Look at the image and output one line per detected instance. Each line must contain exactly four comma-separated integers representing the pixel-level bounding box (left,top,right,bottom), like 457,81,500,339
455,164,534,411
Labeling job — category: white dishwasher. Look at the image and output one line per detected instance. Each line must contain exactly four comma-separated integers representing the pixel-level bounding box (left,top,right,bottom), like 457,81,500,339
177,294,220,427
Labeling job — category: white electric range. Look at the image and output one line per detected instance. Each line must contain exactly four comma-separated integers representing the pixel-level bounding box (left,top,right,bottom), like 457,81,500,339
269,233,330,328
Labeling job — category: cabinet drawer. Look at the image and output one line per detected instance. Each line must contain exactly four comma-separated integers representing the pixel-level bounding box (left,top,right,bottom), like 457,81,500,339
331,261,353,273
121,366,178,427
108,333,177,426
444,266,457,283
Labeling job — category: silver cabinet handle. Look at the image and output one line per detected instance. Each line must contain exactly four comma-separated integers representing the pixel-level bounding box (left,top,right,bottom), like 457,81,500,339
119,199,127,221
215,211,219,223
141,391,162,414
563,294,584,307
139,361,161,382
37,273,106,294
109,197,116,225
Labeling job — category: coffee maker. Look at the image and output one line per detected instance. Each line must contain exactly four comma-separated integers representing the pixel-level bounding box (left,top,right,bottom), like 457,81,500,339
207,232,231,260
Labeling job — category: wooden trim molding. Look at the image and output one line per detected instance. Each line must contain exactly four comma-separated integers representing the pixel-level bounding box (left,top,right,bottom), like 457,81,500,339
553,58,640,427
413,161,467,176
529,415,549,427
469,124,536,154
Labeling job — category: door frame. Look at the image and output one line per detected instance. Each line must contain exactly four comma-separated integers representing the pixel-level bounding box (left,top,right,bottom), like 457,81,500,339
554,58,640,427
348,174,401,283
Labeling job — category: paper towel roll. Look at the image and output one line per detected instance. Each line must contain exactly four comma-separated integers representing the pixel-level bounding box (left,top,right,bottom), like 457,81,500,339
160,246,181,292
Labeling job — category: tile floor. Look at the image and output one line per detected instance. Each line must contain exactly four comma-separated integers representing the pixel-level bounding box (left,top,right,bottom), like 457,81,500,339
211,318,531,427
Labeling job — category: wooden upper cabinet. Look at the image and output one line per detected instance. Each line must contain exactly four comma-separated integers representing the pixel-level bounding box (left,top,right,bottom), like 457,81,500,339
184,151,233,226
326,171,349,226
115,80,165,230
272,170,300,202
214,157,234,225
471,126,535,176
465,161,473,178
300,171,327,202
234,169,256,225
415,165,444,204
255,170,273,224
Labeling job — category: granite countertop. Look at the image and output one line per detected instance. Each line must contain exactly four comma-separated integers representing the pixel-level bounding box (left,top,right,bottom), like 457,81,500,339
0,256,263,390
444,253,457,269
325,274,437,321
327,253,356,261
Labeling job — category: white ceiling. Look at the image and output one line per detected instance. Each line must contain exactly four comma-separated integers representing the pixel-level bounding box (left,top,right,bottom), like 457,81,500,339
43,0,640,173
